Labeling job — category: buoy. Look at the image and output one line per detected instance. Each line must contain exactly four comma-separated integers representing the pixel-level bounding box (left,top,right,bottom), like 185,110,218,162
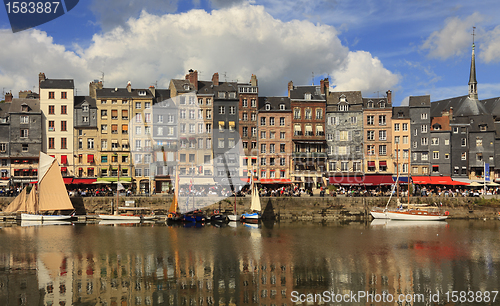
444,211,450,216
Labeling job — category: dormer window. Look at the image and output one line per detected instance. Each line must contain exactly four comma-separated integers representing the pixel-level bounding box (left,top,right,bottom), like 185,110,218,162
433,124,441,130
265,104,271,111
218,92,226,99
367,101,374,108
138,90,147,96
398,112,403,118
379,102,386,108
229,92,236,99
21,105,29,112
279,104,285,110
338,104,349,111
183,84,190,90
480,125,487,131
82,104,89,112
305,93,312,100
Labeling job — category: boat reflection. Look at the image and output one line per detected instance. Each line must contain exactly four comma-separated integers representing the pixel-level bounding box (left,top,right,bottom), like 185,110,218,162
0,221,498,305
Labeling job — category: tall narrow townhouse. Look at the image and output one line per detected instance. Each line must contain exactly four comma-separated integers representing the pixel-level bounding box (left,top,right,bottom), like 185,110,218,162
73,96,98,182
428,108,452,178
289,81,327,190
257,97,293,183
391,107,411,182
408,95,431,177
326,90,364,185
362,92,394,178
238,75,259,180
95,85,134,188
9,98,42,186
39,73,75,178
0,100,11,185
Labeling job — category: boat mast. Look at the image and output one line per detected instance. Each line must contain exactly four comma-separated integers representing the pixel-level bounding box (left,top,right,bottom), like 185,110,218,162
115,164,120,215
396,143,399,202
408,148,411,204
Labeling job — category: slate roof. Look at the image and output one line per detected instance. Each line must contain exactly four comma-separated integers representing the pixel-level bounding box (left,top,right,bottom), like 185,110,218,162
430,95,487,117
289,85,324,100
327,91,362,105
362,97,390,109
258,97,291,111
154,89,171,103
39,79,74,89
96,87,154,99
74,96,96,109
197,81,215,95
468,115,495,132
392,106,410,119
0,102,11,118
171,79,195,94
9,98,40,113
409,95,430,107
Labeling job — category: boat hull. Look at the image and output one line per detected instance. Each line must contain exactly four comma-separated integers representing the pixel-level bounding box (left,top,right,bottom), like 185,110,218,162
370,210,388,219
385,211,448,221
98,214,141,221
241,212,260,220
21,213,72,221
227,214,240,222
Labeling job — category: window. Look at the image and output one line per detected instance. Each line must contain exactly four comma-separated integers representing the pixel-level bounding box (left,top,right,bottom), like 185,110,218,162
189,110,195,120
403,136,408,144
444,139,449,146
421,113,428,120
432,165,439,173
476,137,483,146
242,99,248,107
122,155,129,163
157,127,163,136
206,98,211,105
61,105,67,114
280,132,285,139
461,138,467,146
367,145,375,155
83,116,89,122
421,137,428,145
413,141,417,148
61,138,67,149
379,130,386,141
101,140,107,149
180,109,186,119
270,117,275,126
145,113,151,123
402,123,408,131
136,126,141,135
218,139,224,148
476,153,483,161
270,144,275,153
421,152,428,161
61,121,67,131
261,157,266,166
394,123,400,131
431,138,439,145
88,138,94,149
265,104,271,111
145,102,151,109
379,145,387,156
461,152,467,160
339,104,348,111
445,153,449,159
394,136,400,144
316,109,323,119
101,155,108,163
48,137,55,149
260,131,266,139
48,105,55,114
20,129,28,138
135,102,141,109
305,109,312,119
294,108,301,119
367,130,374,141
422,167,429,174
20,115,29,124
251,99,256,107
219,106,225,114
48,121,55,131
433,151,439,159
379,115,386,125
421,125,427,133
367,115,374,125
280,117,285,126
48,92,55,99
189,124,195,134
261,144,266,153
0,143,6,153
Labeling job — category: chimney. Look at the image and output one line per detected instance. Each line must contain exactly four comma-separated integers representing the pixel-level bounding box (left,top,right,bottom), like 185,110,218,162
4,92,13,103
288,81,294,98
149,85,155,97
38,72,46,94
89,80,103,99
250,74,258,87
324,78,329,94
212,73,219,86
449,107,453,121
185,69,198,90
386,90,392,104
126,81,132,93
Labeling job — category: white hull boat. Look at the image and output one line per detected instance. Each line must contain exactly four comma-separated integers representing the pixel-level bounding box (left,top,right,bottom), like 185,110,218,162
227,214,239,222
386,210,448,221
21,213,72,221
98,214,142,221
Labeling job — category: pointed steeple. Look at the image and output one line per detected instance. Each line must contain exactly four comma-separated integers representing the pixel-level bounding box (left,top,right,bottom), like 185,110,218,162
468,27,478,100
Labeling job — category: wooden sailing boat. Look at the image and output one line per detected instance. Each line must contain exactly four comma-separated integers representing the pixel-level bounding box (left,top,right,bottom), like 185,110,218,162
20,152,74,221
241,176,261,221
2,186,28,214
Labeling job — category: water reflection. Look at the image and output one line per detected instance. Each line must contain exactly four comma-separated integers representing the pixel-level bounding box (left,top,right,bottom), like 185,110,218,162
0,220,499,305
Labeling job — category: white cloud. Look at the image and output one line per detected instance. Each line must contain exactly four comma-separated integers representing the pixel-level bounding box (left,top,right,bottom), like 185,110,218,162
330,51,400,94
480,25,500,63
421,13,484,59
0,4,399,99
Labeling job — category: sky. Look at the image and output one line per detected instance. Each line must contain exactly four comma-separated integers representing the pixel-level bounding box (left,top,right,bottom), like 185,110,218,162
2,0,500,105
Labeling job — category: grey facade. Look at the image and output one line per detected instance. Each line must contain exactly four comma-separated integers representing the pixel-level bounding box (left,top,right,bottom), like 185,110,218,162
74,96,97,128
468,115,495,179
0,102,11,182
326,91,363,176
409,96,431,176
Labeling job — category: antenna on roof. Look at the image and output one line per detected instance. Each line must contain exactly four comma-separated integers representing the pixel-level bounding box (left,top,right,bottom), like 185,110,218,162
75,88,78,96
100,71,105,85
223,72,227,82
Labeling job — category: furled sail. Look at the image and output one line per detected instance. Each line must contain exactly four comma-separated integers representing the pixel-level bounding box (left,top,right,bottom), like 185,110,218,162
250,185,261,212
2,187,27,212
38,152,54,182
25,185,38,213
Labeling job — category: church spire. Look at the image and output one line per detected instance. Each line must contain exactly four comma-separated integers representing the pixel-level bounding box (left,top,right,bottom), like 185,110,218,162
468,26,478,100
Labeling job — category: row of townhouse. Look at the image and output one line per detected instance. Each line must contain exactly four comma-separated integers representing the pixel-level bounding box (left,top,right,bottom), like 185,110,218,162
1,43,500,192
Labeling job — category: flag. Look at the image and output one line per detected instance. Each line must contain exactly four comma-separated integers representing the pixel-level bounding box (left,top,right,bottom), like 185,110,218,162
117,182,125,191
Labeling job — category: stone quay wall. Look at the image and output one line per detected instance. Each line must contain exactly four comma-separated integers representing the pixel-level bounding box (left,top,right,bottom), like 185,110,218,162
2,195,498,220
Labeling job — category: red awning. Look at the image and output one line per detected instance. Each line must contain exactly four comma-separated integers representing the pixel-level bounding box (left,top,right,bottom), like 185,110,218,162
329,176,364,186
60,167,67,172
88,167,94,170
72,178,97,184
379,161,387,166
367,161,375,167
362,175,394,186
78,167,83,170
87,154,94,163
412,176,469,185
240,178,251,183
23,169,29,172
63,178,73,184
260,179,292,184
61,155,68,164
23,160,29,163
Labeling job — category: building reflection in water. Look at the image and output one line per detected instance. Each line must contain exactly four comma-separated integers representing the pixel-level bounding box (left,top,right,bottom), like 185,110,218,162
0,220,499,305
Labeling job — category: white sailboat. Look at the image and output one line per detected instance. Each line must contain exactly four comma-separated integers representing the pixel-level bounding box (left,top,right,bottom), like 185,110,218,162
14,152,74,221
241,180,261,221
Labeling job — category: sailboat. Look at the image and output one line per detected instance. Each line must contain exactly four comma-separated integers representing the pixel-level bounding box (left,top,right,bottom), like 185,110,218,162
4,152,75,221
241,178,261,221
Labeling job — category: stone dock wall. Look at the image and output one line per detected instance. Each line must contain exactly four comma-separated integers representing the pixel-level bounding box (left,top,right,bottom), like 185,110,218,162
2,195,498,220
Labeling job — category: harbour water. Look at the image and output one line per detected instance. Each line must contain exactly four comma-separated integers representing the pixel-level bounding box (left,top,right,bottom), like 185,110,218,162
0,220,499,305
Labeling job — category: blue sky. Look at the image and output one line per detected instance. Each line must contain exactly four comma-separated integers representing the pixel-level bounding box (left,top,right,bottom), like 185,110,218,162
2,0,500,105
